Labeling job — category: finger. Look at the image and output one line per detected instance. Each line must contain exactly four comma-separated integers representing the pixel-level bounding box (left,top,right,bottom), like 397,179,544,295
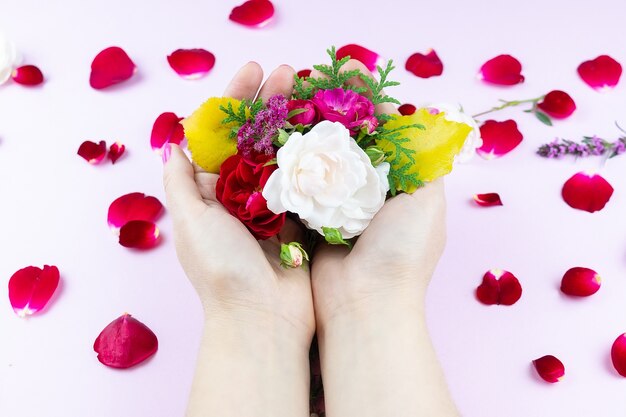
256,64,296,102
195,171,219,203
163,144,206,219
223,61,264,101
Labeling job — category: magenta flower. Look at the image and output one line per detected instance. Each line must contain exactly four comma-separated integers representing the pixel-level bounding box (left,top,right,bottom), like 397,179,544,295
286,99,319,126
312,88,377,135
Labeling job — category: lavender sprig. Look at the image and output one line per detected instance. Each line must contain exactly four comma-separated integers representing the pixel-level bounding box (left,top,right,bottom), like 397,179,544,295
537,136,626,159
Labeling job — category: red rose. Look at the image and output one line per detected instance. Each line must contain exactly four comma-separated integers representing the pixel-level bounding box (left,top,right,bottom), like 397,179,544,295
215,154,285,240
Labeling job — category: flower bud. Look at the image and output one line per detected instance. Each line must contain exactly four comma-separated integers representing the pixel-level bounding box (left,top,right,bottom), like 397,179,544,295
365,146,387,166
321,227,351,247
360,115,379,134
286,99,319,126
279,242,309,268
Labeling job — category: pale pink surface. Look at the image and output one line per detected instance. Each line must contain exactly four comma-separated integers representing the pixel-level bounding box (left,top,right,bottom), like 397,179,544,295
1,1,625,416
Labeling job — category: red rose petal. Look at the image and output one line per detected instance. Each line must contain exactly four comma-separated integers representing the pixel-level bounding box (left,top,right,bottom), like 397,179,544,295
477,119,523,159
537,90,576,119
398,103,416,116
77,140,107,164
478,54,525,85
229,0,274,27
119,221,160,249
473,193,503,207
107,192,164,230
297,69,311,78
93,313,158,369
533,355,565,383
561,172,614,213
8,265,60,317
108,142,125,164
90,46,136,90
612,334,626,377
336,44,380,72
577,55,622,91
405,49,443,78
151,112,184,151
561,267,601,296
167,49,215,80
11,65,44,86
476,269,522,306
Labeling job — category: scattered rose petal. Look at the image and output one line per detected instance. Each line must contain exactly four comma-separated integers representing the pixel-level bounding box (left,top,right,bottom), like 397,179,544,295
108,142,125,164
473,193,503,207
398,103,416,115
8,265,60,317
537,90,576,119
11,65,44,86
577,55,622,91
229,0,274,27
297,69,311,78
561,267,601,296
77,140,107,164
119,221,160,249
561,172,614,213
405,49,443,78
478,54,524,85
477,119,523,159
93,313,158,369
151,112,184,151
612,334,626,377
533,355,565,383
107,192,163,230
167,49,215,80
476,269,522,306
336,44,380,72
90,46,136,90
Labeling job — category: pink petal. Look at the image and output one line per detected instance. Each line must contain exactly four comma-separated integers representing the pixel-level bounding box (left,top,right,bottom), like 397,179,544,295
297,69,311,78
533,355,565,383
476,269,522,306
537,90,576,119
11,65,44,86
477,119,523,159
473,193,503,207
336,44,380,72
93,313,158,369
151,112,184,151
478,54,525,85
167,49,215,80
561,267,601,297
108,142,126,164
77,140,107,164
577,55,622,91
398,103,416,116
229,0,274,27
90,46,136,90
119,221,160,249
405,49,443,78
107,193,164,230
612,334,626,377
8,265,60,317
561,172,614,213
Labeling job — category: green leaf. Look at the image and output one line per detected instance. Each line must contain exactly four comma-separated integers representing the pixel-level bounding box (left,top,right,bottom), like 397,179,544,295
286,108,308,119
535,111,553,126
322,227,351,247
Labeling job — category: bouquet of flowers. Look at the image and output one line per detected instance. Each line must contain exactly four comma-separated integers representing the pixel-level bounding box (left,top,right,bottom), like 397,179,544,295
182,47,477,266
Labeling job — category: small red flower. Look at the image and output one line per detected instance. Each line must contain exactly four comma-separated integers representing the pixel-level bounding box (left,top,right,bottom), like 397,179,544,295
577,55,622,91
561,172,614,213
77,140,107,164
405,49,443,78
151,112,185,151
336,44,380,72
297,69,312,78
476,269,522,306
561,267,601,296
167,49,216,80
11,65,44,86
473,193,503,207
93,313,158,369
108,142,126,164
8,265,60,317
612,334,626,377
107,192,164,231
229,0,275,27
477,119,523,159
537,90,576,119
286,99,319,125
398,103,416,115
119,221,160,249
478,55,524,85
533,355,565,383
90,46,136,90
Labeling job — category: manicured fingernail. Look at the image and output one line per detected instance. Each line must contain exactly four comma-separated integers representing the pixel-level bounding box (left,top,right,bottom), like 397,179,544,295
162,143,171,164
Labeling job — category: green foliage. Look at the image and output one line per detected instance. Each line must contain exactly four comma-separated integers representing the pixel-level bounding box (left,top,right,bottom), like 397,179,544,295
358,60,401,107
387,163,423,196
376,123,426,195
322,227,351,247
220,99,264,137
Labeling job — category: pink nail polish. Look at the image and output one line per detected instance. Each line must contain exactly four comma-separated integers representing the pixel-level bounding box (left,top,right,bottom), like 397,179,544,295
162,143,172,164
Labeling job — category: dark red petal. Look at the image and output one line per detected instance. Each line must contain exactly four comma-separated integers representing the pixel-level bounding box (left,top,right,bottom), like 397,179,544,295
77,140,107,164
476,273,500,305
473,193,503,207
11,65,44,86
107,192,164,230
336,44,380,72
167,49,215,80
151,112,184,151
478,54,524,85
561,267,601,296
498,271,523,305
405,49,443,78
561,172,614,213
119,221,160,249
612,334,626,377
93,313,158,369
229,0,274,27
577,55,622,91
476,269,522,306
8,265,60,317
108,142,126,164
533,355,565,383
477,119,523,159
537,90,576,119
398,103,416,116
297,69,311,78
89,46,136,90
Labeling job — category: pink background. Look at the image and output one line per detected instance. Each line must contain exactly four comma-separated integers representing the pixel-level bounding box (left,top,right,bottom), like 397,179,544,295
2,1,626,416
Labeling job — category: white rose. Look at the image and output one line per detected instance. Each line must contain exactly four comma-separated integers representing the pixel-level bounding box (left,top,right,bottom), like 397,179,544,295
0,33,20,85
428,103,482,162
262,121,389,239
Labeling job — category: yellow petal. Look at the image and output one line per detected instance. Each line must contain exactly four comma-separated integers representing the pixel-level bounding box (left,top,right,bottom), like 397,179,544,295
376,108,472,193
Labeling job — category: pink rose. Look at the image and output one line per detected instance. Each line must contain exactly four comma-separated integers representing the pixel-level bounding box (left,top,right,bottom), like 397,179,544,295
312,88,377,135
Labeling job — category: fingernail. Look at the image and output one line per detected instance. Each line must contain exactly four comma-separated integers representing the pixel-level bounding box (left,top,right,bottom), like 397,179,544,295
162,143,172,164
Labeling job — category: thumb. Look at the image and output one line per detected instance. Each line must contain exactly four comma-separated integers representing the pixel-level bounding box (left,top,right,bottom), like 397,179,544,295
162,144,205,220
